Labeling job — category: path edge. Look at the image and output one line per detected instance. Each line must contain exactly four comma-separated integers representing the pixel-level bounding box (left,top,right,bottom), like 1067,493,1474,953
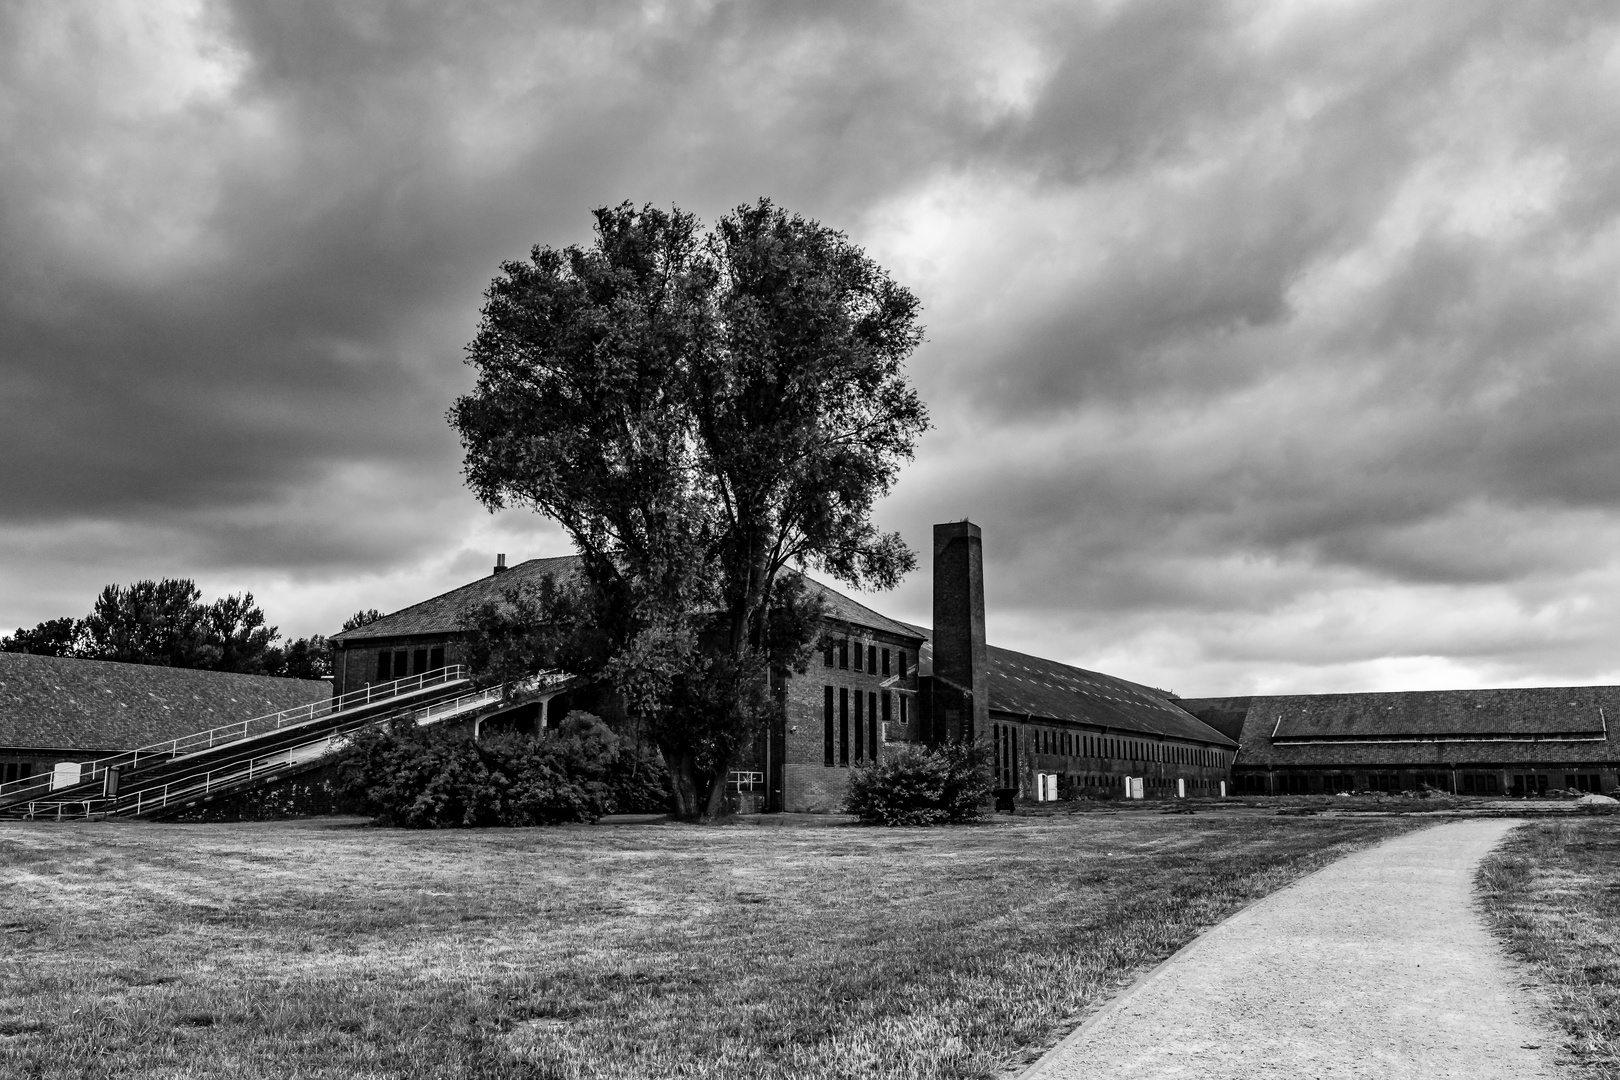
1009,819,1455,1080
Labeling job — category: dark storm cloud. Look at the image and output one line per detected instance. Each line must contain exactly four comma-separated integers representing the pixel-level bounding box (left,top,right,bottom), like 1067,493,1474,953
7,0,1620,690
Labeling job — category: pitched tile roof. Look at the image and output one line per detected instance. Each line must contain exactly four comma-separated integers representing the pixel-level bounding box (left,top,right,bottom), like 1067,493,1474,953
908,625,1234,746
332,557,924,644
0,652,332,753
331,556,584,642
1223,687,1620,768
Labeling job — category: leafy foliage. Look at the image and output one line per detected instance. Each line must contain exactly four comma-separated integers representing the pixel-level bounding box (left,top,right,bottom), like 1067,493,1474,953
449,199,928,818
340,711,621,827
342,609,385,632
0,617,83,656
844,742,994,826
4,579,306,676
455,574,608,692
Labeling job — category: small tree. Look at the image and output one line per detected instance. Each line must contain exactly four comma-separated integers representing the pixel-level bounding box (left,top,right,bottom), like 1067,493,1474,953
451,200,928,819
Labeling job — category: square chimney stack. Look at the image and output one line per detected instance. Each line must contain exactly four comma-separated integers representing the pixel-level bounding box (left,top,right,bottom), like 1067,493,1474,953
932,520,988,743
493,553,507,575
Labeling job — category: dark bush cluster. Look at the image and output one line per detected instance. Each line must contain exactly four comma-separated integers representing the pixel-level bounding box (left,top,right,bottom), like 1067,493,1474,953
341,710,636,828
843,741,993,826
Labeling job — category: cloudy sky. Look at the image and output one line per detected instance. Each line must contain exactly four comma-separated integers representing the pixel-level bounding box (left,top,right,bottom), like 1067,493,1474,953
6,0,1620,696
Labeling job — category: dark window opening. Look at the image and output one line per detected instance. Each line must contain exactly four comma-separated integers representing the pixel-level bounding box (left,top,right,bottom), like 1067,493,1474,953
869,691,878,760
839,640,849,670
823,687,835,767
853,642,863,673
412,649,428,676
824,642,834,667
853,692,864,763
882,648,891,676
867,645,877,674
900,695,909,726
839,688,850,766
899,651,908,679
376,652,389,681
429,646,445,670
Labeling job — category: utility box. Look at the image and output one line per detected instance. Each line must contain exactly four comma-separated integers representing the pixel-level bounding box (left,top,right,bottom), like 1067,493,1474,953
1043,773,1058,802
1177,777,1186,798
1220,780,1227,798
103,766,121,798
51,761,81,791
1126,776,1144,800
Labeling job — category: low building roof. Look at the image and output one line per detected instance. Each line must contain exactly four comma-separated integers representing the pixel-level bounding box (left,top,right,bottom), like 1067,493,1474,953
911,628,1235,746
1218,686,1620,768
0,652,331,754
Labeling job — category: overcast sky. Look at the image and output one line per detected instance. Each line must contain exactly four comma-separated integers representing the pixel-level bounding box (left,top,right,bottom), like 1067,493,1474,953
6,0,1620,696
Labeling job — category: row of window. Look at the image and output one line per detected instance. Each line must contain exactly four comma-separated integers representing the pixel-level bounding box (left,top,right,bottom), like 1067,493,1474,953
823,686,907,766
1241,772,1609,796
823,638,909,679
375,646,446,682
1026,726,1226,768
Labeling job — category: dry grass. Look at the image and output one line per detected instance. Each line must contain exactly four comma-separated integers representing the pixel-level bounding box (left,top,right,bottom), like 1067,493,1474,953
1477,817,1620,1080
1,810,1423,1079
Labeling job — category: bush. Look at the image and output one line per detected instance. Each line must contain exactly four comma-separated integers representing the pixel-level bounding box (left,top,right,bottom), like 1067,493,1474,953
607,740,675,814
844,741,993,825
340,710,620,827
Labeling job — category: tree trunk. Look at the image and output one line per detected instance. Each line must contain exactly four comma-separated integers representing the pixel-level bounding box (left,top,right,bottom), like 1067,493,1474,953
661,743,703,820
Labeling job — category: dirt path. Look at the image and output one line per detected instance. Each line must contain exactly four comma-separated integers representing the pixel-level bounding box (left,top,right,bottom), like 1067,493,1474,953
1022,818,1559,1080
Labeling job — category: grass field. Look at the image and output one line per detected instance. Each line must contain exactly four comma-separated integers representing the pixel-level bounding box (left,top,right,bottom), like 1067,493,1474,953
1477,816,1620,1080
1,809,1423,1080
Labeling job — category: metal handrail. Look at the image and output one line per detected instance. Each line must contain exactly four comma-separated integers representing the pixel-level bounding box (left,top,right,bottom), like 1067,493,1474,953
108,677,529,817
0,666,469,802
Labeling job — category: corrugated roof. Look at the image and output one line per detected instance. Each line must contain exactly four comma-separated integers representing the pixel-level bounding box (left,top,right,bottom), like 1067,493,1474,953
0,652,331,753
331,556,583,642
906,624,1234,746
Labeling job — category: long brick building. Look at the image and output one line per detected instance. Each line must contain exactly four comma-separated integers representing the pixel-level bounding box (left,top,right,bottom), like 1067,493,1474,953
331,521,1238,811
1180,688,1620,797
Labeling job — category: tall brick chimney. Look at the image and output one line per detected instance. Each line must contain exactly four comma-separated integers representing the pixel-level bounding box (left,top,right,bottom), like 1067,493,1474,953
932,520,988,743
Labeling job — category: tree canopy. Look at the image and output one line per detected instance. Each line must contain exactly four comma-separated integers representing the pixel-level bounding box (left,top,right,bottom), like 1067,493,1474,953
1,579,330,679
450,199,928,817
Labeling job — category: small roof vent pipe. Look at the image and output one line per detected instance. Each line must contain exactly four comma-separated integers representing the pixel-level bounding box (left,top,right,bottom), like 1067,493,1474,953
494,553,507,574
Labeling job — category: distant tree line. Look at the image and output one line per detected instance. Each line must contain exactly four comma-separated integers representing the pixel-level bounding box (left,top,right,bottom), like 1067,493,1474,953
0,582,384,680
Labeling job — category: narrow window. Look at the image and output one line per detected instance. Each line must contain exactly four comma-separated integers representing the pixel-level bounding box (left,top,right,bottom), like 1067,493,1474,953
853,641,863,673
899,651,908,679
824,687,835,767
394,650,409,678
900,695,909,725
412,648,428,675
824,641,834,667
839,640,849,670
853,692,864,762
429,646,445,670
376,652,389,681
869,691,878,759
882,648,891,676
868,693,881,761
882,691,892,727
867,645,877,674
839,688,850,765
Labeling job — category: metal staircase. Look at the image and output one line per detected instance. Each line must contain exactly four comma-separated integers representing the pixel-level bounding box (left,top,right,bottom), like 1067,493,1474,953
0,666,544,821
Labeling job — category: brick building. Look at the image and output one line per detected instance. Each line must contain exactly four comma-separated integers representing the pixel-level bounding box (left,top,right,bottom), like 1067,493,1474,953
1180,688,1620,796
332,521,1238,811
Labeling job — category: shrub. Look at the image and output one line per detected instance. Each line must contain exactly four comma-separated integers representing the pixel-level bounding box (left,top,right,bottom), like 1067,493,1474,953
844,741,993,825
340,710,620,827
607,739,674,814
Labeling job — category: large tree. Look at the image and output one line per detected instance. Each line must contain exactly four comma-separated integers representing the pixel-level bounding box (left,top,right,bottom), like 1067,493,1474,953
450,200,928,818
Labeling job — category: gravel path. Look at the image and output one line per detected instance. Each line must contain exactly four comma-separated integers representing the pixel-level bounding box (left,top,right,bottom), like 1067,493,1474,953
1022,819,1560,1080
